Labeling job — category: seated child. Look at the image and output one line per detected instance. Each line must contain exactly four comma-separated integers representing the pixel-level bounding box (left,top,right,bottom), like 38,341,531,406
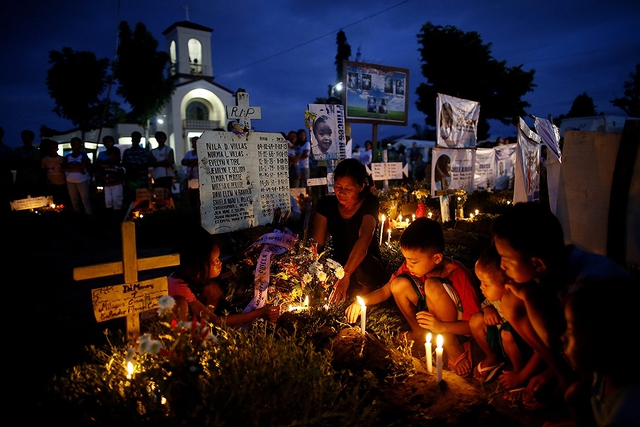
551,276,640,427
492,202,632,405
345,217,480,377
469,245,543,399
168,226,280,327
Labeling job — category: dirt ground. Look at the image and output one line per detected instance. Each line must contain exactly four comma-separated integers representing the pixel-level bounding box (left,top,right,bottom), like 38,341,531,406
8,208,569,426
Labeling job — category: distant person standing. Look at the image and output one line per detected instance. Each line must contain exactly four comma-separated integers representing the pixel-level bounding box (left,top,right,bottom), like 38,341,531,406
102,147,126,222
12,129,41,199
62,137,93,216
181,136,200,209
150,131,175,192
0,126,14,213
359,140,373,168
40,140,68,206
296,129,310,189
122,131,150,205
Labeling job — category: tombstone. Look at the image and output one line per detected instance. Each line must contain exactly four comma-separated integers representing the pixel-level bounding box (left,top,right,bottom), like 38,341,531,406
73,221,180,342
199,90,291,234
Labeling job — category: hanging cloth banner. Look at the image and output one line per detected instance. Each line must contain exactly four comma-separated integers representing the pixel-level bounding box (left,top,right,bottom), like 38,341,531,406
532,115,562,162
473,148,496,191
242,230,299,313
436,93,480,148
494,144,517,190
430,148,476,197
514,118,541,203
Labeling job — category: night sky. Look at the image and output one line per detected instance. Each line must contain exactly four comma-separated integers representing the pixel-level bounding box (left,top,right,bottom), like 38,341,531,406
1,0,638,148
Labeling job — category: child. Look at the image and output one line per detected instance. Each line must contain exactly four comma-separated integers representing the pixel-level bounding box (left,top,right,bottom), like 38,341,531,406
102,147,126,220
492,202,632,405
345,217,480,377
469,245,542,398
168,226,280,327
552,277,639,427
312,115,333,154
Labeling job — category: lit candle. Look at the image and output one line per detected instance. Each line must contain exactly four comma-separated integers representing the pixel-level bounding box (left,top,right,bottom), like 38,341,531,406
412,214,416,222
425,333,433,373
379,214,385,245
398,214,403,223
475,209,479,216
126,361,134,380
405,218,409,226
304,295,309,307
436,334,444,382
428,212,433,218
356,296,366,336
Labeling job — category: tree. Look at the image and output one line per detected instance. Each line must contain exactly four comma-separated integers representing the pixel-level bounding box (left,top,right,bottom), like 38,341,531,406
115,22,174,132
335,30,351,84
611,63,640,117
46,47,110,136
415,23,535,140
567,92,597,117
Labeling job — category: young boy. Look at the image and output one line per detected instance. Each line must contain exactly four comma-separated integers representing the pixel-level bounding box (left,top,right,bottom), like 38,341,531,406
469,245,542,398
345,217,480,377
491,202,631,405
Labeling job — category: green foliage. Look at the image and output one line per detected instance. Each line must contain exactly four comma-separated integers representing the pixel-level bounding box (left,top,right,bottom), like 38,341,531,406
115,21,175,128
415,22,535,139
567,92,597,118
52,320,378,427
46,47,111,133
611,63,640,117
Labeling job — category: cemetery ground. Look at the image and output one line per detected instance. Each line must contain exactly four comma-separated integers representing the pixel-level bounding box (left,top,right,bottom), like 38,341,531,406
10,201,572,427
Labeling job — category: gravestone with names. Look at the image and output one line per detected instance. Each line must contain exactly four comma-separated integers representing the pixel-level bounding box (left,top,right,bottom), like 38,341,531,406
198,130,291,234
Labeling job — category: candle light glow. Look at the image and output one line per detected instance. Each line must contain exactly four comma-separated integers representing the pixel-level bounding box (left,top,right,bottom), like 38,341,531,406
356,296,367,336
436,334,444,382
379,214,385,245
425,333,433,373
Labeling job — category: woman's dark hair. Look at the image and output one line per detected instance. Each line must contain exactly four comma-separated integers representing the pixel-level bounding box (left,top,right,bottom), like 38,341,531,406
333,158,370,200
172,226,221,291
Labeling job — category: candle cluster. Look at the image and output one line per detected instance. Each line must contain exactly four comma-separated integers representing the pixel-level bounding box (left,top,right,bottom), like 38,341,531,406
425,333,444,382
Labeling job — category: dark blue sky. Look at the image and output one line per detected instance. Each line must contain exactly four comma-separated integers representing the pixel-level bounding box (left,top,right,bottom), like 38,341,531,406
1,0,639,148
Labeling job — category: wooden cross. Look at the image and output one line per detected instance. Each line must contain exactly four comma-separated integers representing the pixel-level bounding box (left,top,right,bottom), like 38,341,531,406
73,221,180,343
226,89,262,131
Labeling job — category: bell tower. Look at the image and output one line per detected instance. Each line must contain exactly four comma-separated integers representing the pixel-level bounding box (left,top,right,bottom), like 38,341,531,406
162,21,214,83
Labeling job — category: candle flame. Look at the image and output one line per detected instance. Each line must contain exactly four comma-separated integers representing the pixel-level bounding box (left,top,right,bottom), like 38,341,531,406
304,295,309,307
426,332,432,343
436,334,444,348
381,214,385,221
356,296,365,307
126,361,134,379
475,209,479,215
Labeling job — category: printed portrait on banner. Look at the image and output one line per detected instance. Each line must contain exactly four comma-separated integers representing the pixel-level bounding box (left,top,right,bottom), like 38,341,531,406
436,93,480,149
431,148,476,197
494,144,517,190
515,118,541,202
308,104,346,161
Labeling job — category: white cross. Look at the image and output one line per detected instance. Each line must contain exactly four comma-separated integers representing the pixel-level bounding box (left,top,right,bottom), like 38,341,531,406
226,89,262,131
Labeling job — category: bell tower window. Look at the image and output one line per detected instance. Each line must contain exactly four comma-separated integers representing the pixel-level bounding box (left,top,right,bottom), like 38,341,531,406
188,38,202,75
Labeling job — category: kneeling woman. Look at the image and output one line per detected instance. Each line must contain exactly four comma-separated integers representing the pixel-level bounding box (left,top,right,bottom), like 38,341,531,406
312,158,384,303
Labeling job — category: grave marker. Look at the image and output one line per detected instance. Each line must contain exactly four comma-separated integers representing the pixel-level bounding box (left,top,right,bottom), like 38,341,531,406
73,221,180,342
226,89,262,132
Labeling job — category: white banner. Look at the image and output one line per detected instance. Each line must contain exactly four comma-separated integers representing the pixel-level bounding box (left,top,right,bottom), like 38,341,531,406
473,148,496,190
308,104,346,161
431,148,475,196
243,230,299,313
436,93,480,148
515,118,541,203
494,144,517,190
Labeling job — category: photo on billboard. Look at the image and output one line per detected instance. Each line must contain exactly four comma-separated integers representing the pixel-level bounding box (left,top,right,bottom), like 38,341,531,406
343,61,409,125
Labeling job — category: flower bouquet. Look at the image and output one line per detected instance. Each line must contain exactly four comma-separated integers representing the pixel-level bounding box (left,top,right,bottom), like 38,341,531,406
270,239,345,310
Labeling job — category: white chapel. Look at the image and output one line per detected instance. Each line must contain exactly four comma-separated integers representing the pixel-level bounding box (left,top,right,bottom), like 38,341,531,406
51,20,236,165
